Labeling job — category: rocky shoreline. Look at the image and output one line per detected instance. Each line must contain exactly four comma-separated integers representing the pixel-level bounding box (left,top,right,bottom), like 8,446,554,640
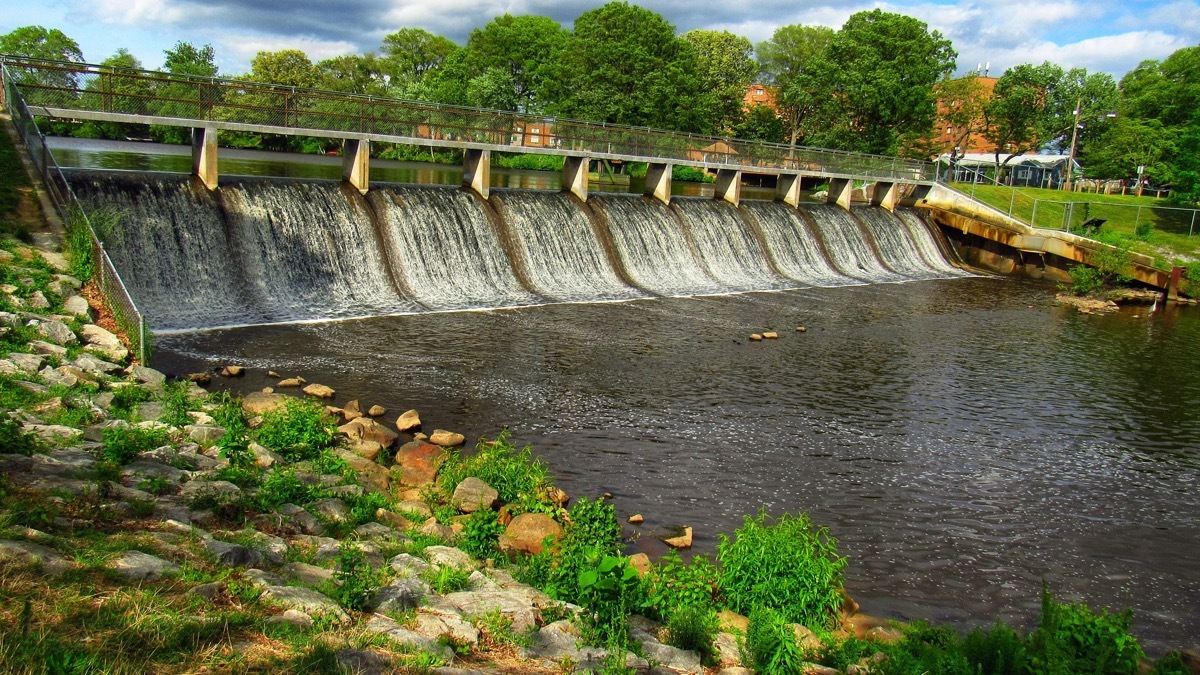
3,235,1198,674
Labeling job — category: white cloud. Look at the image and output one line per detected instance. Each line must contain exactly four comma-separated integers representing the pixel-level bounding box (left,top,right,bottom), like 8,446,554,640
212,33,359,72
74,0,194,25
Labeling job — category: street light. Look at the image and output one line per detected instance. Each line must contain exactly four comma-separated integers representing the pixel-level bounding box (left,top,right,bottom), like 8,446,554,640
1063,97,1117,192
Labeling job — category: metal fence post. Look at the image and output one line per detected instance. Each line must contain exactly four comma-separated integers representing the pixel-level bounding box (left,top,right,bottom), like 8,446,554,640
1135,206,1142,234
1031,199,1038,227
1191,210,1196,237
1009,189,1016,215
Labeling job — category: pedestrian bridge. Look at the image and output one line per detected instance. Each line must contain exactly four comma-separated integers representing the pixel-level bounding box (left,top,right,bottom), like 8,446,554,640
0,57,934,210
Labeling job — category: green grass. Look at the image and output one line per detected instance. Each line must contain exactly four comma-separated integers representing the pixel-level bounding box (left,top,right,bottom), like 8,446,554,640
950,183,1200,265
0,124,33,240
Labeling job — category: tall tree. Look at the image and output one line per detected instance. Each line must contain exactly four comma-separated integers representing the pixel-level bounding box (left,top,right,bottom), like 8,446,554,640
1085,117,1174,184
683,29,756,133
457,14,568,112
549,2,708,132
982,62,1063,170
317,54,389,95
793,10,956,154
379,28,458,88
163,42,218,77
934,72,991,154
0,25,84,91
247,49,318,88
1039,68,1119,156
755,24,834,145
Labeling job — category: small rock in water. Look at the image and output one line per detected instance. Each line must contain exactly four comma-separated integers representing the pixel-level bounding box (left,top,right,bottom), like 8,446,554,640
396,409,421,431
186,372,212,385
601,492,613,500
267,370,280,378
303,383,335,399
220,365,245,377
663,526,693,549
261,387,274,394
749,334,763,341
368,405,386,417
797,326,808,332
627,514,644,525
763,331,779,339
276,377,305,387
428,429,464,447
413,432,428,442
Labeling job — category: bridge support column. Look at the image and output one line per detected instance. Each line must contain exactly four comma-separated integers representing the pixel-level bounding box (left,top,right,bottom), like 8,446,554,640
562,155,589,201
191,127,218,191
1167,266,1185,301
871,181,899,212
714,169,741,206
463,148,490,199
898,184,933,208
644,162,672,204
776,173,803,207
827,177,853,210
342,139,369,194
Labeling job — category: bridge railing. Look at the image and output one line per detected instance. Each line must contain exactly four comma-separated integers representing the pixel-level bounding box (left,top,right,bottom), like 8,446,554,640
1,63,149,363
0,57,935,182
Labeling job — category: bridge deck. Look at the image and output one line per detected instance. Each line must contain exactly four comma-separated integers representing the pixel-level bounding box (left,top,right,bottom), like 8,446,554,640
2,58,934,184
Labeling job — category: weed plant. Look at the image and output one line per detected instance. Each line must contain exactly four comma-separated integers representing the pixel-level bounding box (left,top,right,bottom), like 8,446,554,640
158,381,196,427
459,508,505,559
545,497,623,603
437,431,556,514
256,469,326,509
109,385,151,420
327,545,381,611
717,508,847,629
253,397,336,461
744,605,807,674
1026,584,1144,674
101,425,170,464
423,566,472,595
577,554,642,648
644,549,719,621
664,606,720,665
0,416,41,456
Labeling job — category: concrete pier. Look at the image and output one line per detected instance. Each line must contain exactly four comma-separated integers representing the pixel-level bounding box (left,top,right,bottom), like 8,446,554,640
191,127,218,191
714,169,741,206
563,155,589,201
342,139,370,194
644,163,672,204
463,149,490,199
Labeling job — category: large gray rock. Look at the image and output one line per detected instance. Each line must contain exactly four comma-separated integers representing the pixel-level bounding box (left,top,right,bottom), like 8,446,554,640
364,616,452,661
63,295,91,320
33,319,77,346
521,620,585,660
128,365,166,387
277,503,325,535
367,577,430,613
109,550,180,580
28,340,67,356
72,353,121,377
185,425,226,447
281,562,333,587
181,480,242,504
203,539,263,568
639,640,702,674
389,553,432,577
411,612,480,646
335,649,392,675
262,585,349,622
445,588,538,633
0,540,74,575
309,498,352,523
424,545,477,572
7,352,44,374
452,477,498,514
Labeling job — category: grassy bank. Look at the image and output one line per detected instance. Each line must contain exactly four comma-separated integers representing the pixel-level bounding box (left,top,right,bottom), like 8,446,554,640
0,121,36,241
950,183,1200,266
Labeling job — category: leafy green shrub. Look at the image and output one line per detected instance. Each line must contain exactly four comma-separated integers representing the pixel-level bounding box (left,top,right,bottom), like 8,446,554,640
437,432,556,514
644,549,719,621
1151,651,1191,675
109,385,151,419
963,621,1028,675
510,548,554,590
101,425,170,464
882,622,974,675
1026,585,1144,675
745,605,806,674
577,555,642,649
328,544,380,611
717,508,846,629
665,606,719,665
215,435,261,488
1068,264,1106,296
158,381,195,427
493,152,565,171
460,508,505,559
253,397,336,461
0,416,40,456
546,497,623,603
257,469,326,509
423,566,472,594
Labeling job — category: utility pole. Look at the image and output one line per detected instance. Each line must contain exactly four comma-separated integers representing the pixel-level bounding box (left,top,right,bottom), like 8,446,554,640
1064,95,1082,192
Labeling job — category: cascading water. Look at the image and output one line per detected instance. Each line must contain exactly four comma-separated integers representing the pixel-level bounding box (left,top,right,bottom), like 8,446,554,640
854,205,957,280
806,204,909,283
670,199,789,292
894,209,970,276
741,201,858,287
589,194,726,297
68,170,971,331
365,185,540,311
491,191,643,303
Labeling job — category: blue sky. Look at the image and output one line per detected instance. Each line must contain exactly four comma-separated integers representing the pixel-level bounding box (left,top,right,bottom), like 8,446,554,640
2,0,1196,79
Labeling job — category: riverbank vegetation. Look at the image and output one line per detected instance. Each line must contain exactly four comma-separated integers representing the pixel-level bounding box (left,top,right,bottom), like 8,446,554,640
0,233,1194,673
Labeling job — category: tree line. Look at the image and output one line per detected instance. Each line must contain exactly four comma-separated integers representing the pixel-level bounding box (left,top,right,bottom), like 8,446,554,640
1,5,1197,201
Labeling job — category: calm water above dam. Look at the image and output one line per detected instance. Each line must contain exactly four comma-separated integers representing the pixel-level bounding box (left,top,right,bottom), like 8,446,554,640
155,279,1200,653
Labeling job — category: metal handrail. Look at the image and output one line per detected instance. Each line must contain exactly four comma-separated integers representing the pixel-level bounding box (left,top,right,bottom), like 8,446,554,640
0,56,936,182
1,63,149,363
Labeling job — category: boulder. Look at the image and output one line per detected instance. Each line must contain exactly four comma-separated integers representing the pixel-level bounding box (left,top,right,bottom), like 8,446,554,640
281,562,334,587
333,449,390,494
262,585,349,622
128,365,167,388
63,295,91,320
452,477,498,513
0,540,73,575
445,588,538,633
393,441,447,487
28,291,50,310
663,526,693,549
39,249,69,272
180,480,242,504
8,352,44,374
33,319,77,346
792,624,823,651
763,331,779,339
339,417,398,449
424,545,477,571
186,425,226,447
396,409,421,432
389,553,432,577
267,609,314,629
110,550,180,581
29,340,67,356
498,513,562,555
242,391,288,415
627,553,652,576
749,334,763,341
72,354,120,377
368,405,386,417
249,442,284,468
640,640,702,674
411,612,480,646
335,649,391,675
277,504,325,536
367,577,430,613
346,439,383,461
204,539,263,568
375,510,414,531
364,616,452,661
303,383,335,398
428,429,465,447
627,514,644,524
309,498,352,523
718,610,749,634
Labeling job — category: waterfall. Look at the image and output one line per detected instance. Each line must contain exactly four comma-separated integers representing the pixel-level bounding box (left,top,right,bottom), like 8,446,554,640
671,199,788,292
365,185,539,311
806,204,909,283
590,194,726,297
742,201,857,287
67,170,971,331
491,191,643,303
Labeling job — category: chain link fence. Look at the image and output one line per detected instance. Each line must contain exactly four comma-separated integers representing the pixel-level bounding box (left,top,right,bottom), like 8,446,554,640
2,63,149,363
0,56,934,182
